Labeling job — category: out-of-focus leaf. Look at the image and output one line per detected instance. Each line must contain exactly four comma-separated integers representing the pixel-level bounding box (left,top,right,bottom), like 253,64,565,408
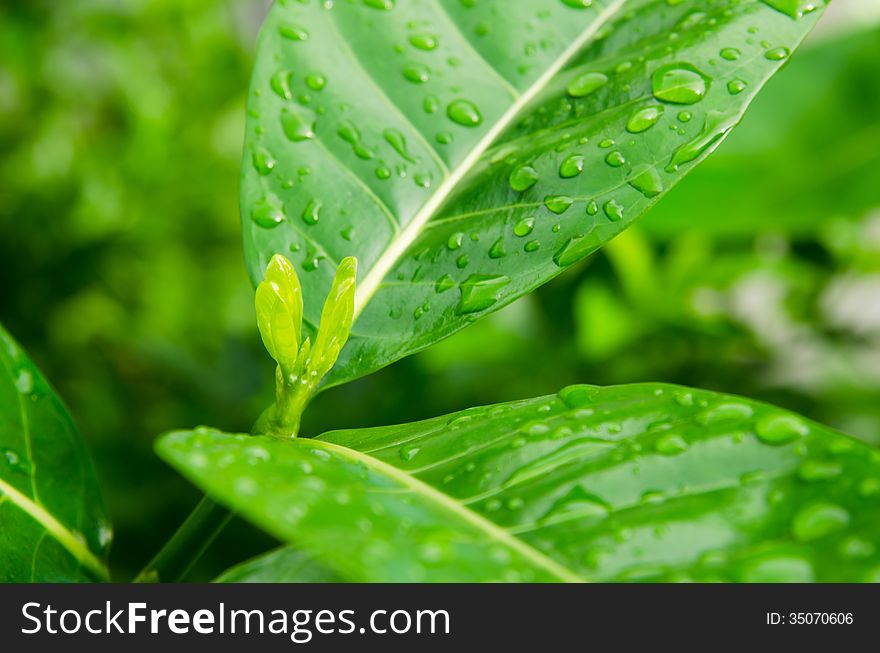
0,325,110,581
241,0,825,386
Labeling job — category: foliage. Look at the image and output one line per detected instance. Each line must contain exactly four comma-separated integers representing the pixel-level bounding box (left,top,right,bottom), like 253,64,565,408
1,0,879,582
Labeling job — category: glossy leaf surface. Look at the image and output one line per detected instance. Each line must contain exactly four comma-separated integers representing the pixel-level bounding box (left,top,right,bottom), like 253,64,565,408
163,383,880,582
157,428,579,582
241,0,826,386
0,326,110,581
215,547,340,583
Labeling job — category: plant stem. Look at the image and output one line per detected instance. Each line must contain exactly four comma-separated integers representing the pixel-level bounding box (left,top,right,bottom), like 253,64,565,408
134,496,232,582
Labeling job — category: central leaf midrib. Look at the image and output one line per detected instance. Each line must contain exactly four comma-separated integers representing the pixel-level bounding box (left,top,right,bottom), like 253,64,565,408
352,0,629,319
315,439,583,582
0,476,107,580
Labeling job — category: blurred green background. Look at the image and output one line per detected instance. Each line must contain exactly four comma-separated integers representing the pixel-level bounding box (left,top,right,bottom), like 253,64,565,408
1,0,878,580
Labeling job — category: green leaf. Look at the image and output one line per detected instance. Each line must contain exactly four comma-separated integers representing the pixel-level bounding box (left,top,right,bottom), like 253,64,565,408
160,383,880,582
157,428,580,582
241,0,827,386
215,547,341,583
0,325,110,581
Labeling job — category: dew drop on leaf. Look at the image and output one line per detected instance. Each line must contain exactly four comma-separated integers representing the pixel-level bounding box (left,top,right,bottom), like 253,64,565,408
544,195,573,214
301,199,321,225
651,63,711,104
278,23,309,41
603,199,624,221
628,165,664,198
509,165,540,191
719,47,741,61
410,33,438,50
513,217,535,237
305,72,326,91
764,46,791,60
403,63,430,84
559,154,585,178
434,274,455,293
626,105,664,133
488,238,507,259
252,146,276,176
447,99,482,126
566,71,608,98
604,151,626,167
457,274,510,313
727,79,747,95
251,194,286,228
447,232,464,250
280,107,315,142
755,414,809,445
792,503,849,541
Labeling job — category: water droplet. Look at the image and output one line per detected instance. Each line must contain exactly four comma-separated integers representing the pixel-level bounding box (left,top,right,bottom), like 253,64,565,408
603,199,624,221
792,502,849,541
509,165,539,191
545,195,573,214
15,370,33,394
456,255,469,269
436,131,452,144
435,274,455,293
302,199,321,225
447,232,464,250
400,444,420,461
447,99,482,127
410,33,438,50
559,154,584,178
513,217,535,237
553,234,593,267
798,460,842,482
375,166,391,179
251,195,286,228
760,0,820,18
701,402,753,425
727,79,747,95
423,95,439,114
305,72,326,91
626,105,665,133
458,275,510,313
605,151,625,167
839,536,875,560
567,72,608,98
488,238,506,259
524,240,540,252
364,0,395,9
270,70,293,99
279,24,309,41
586,200,599,215
859,478,880,498
561,0,594,7
655,434,688,455
280,107,315,141
598,138,615,148
677,111,692,123
403,63,430,83
764,46,790,61
755,414,808,445
652,63,711,104
628,165,664,198
558,385,596,409
666,110,737,172
740,554,814,582
251,147,276,176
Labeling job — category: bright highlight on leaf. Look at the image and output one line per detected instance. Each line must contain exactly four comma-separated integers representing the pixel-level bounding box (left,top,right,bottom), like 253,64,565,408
254,255,358,437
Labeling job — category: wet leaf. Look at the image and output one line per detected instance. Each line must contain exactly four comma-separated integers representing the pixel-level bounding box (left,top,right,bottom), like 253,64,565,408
241,0,827,386
0,325,110,581
161,382,879,582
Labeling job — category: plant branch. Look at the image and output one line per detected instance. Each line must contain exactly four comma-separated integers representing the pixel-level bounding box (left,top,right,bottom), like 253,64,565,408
133,496,232,583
